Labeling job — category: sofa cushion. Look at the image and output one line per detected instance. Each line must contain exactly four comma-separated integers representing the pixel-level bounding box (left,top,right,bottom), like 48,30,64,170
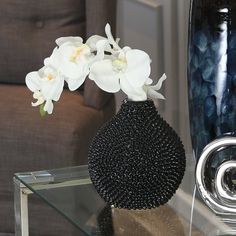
0,84,114,195
0,84,114,234
0,0,85,84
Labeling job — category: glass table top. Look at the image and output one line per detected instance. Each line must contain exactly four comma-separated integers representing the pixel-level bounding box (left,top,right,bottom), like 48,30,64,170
14,156,236,236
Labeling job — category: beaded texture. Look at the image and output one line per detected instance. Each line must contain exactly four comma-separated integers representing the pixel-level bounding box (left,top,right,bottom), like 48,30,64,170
88,100,186,210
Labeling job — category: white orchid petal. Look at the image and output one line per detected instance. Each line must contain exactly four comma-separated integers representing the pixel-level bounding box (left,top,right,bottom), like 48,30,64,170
57,44,75,60
60,60,83,78
55,37,83,47
25,72,41,92
122,46,131,53
44,67,54,76
44,58,50,66
50,78,64,101
147,89,165,100
31,91,44,106
120,76,147,101
38,66,48,77
44,100,54,114
66,75,86,91
53,87,64,101
93,39,109,62
62,59,89,79
105,23,121,50
31,99,44,107
116,38,120,43
145,78,153,85
41,76,64,101
150,73,167,90
89,60,120,93
86,35,107,51
39,66,64,101
125,49,151,87
33,91,41,99
44,47,60,69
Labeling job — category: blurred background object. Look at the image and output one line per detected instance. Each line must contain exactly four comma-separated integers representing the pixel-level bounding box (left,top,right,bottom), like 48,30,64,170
116,0,191,153
0,0,116,235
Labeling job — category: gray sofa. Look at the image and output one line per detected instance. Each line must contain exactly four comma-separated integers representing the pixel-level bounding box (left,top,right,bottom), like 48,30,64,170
0,0,116,235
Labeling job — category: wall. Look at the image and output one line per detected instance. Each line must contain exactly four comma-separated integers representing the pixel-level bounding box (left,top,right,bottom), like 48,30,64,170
116,0,192,153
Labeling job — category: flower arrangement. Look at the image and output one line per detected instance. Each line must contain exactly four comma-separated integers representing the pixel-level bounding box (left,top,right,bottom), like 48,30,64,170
24,24,186,211
26,23,166,115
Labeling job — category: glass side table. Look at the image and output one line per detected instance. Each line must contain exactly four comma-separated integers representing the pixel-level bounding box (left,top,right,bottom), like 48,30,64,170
13,157,236,236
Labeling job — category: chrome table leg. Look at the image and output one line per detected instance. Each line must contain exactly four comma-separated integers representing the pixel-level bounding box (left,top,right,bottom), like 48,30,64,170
14,177,32,236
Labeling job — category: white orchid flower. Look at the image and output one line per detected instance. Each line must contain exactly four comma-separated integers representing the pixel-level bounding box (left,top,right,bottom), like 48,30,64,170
89,48,151,101
25,66,64,114
85,25,148,100
44,35,108,91
146,74,167,100
89,23,151,101
25,23,167,117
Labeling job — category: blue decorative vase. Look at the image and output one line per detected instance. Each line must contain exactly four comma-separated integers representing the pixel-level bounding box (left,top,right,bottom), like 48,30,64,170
188,0,236,161
188,0,236,216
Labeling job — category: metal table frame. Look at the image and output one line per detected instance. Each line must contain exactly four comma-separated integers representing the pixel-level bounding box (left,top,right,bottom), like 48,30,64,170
14,177,32,236
14,167,91,236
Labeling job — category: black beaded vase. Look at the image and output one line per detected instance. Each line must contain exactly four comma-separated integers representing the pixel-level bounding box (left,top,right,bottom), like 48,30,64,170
88,99,186,210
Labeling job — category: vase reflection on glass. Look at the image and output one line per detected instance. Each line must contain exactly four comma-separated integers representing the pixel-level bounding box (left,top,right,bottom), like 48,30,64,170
188,0,236,216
